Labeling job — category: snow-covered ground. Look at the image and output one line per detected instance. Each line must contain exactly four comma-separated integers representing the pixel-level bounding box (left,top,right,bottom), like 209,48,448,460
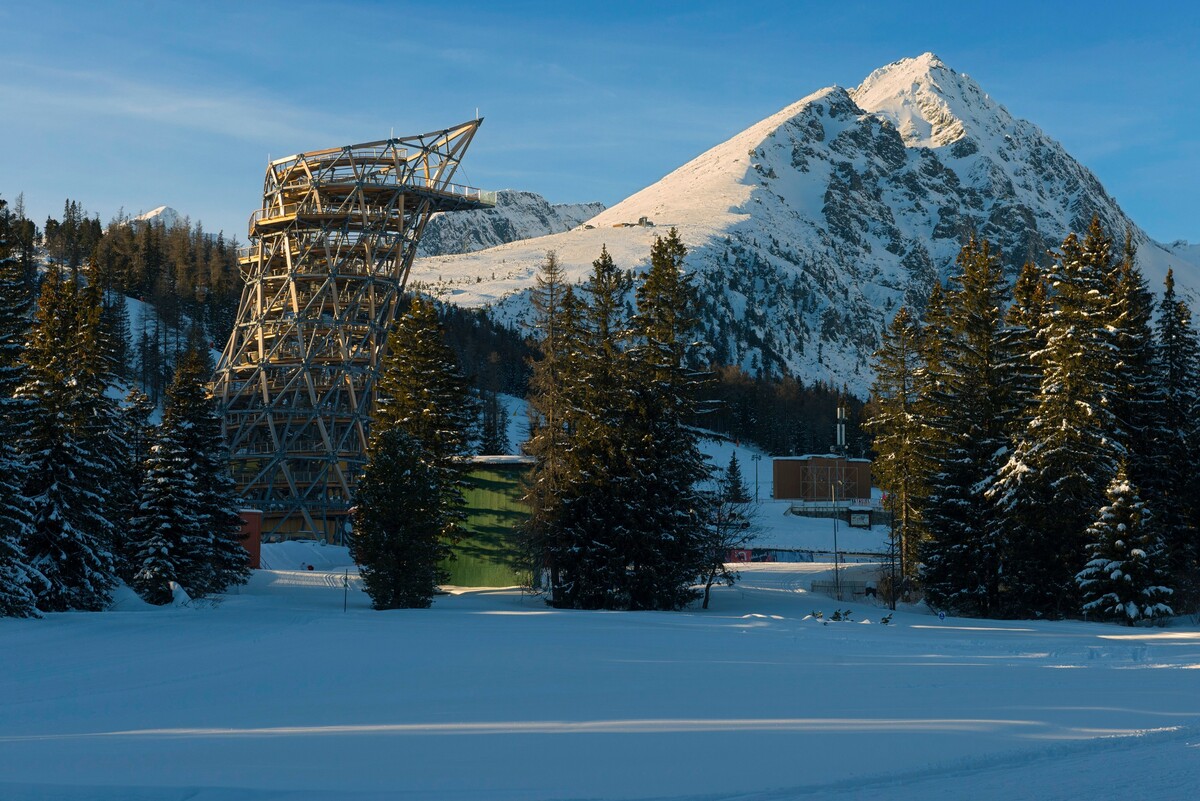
2,556,1197,801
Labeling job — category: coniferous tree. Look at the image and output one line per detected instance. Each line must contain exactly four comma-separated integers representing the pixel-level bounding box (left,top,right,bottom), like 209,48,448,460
16,269,118,611
990,220,1122,617
1105,233,1159,490
169,347,250,596
921,238,1012,617
98,291,132,380
1002,262,1049,435
544,246,638,608
539,236,710,610
1075,465,1173,626
624,228,709,609
130,425,201,605
75,280,134,548
479,388,511,455
866,307,927,583
9,194,39,292
1151,269,1200,606
351,428,452,608
905,283,952,585
0,197,40,617
127,347,248,601
113,388,155,582
700,453,755,609
377,297,477,467
523,252,583,589
353,296,475,605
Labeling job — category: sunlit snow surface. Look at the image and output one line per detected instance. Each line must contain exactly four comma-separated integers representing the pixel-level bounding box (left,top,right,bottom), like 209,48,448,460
2,555,1198,800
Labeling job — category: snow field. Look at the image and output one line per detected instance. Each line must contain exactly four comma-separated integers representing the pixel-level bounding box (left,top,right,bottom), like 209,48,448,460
1,560,1197,801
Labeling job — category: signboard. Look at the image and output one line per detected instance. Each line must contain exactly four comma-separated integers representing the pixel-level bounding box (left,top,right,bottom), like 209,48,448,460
849,512,871,528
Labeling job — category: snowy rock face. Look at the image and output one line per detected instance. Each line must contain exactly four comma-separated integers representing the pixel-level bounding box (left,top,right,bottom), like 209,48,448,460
1166,240,1200,269
410,53,1197,394
416,190,605,257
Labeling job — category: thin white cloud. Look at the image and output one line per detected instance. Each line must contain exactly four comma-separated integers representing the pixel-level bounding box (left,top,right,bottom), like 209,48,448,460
0,61,368,147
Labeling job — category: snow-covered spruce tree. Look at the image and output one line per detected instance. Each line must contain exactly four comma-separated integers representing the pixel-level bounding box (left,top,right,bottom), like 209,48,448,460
1104,233,1159,493
894,281,954,597
1001,262,1049,436
113,388,155,583
700,453,755,609
988,219,1123,618
866,306,928,582
624,228,709,610
75,279,135,541
351,428,451,609
16,269,119,611
545,246,639,609
920,238,1014,617
1151,269,1200,607
1075,465,1173,626
0,197,40,617
163,346,250,597
130,424,200,605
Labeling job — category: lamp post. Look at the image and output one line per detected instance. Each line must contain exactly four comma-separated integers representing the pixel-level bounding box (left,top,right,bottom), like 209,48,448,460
750,454,762,502
832,480,842,601
887,490,898,611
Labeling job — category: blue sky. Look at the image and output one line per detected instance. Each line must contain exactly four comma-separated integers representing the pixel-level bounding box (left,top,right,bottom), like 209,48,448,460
2,1,1198,243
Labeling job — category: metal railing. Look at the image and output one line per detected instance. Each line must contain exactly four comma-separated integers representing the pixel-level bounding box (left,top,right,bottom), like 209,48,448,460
248,182,494,231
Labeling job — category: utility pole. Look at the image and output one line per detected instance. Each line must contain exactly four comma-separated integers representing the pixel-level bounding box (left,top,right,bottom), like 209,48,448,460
751,454,762,502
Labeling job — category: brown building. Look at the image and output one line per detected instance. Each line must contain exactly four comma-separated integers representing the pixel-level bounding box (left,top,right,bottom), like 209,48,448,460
772,455,872,502
237,509,263,569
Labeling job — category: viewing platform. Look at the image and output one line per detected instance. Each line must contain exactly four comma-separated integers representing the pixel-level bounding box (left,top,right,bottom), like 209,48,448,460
213,119,488,543
247,183,496,237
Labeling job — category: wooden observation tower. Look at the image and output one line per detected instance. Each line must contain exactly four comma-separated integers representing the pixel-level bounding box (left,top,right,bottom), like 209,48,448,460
212,121,492,542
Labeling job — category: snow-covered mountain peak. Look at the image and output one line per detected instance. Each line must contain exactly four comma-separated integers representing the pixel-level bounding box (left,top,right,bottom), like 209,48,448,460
586,85,857,236
135,206,183,228
412,54,1197,394
851,52,1012,150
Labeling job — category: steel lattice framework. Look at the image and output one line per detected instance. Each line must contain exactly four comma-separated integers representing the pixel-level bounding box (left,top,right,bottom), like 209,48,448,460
212,120,492,541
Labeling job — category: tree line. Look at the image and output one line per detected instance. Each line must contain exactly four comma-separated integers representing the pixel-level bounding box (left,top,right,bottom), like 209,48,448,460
0,196,249,618
5,196,244,405
867,218,1197,624
9,196,859,458
350,232,754,610
521,233,750,609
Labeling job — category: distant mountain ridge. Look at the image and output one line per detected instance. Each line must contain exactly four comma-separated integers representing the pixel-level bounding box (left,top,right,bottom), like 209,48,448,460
416,190,604,257
1166,240,1200,269
409,53,1197,394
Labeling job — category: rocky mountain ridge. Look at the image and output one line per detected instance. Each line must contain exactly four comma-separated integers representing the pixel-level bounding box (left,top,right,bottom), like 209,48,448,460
416,190,604,258
409,53,1196,395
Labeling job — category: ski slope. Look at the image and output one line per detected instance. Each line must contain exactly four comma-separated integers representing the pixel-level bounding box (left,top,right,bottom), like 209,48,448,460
1,555,1197,800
